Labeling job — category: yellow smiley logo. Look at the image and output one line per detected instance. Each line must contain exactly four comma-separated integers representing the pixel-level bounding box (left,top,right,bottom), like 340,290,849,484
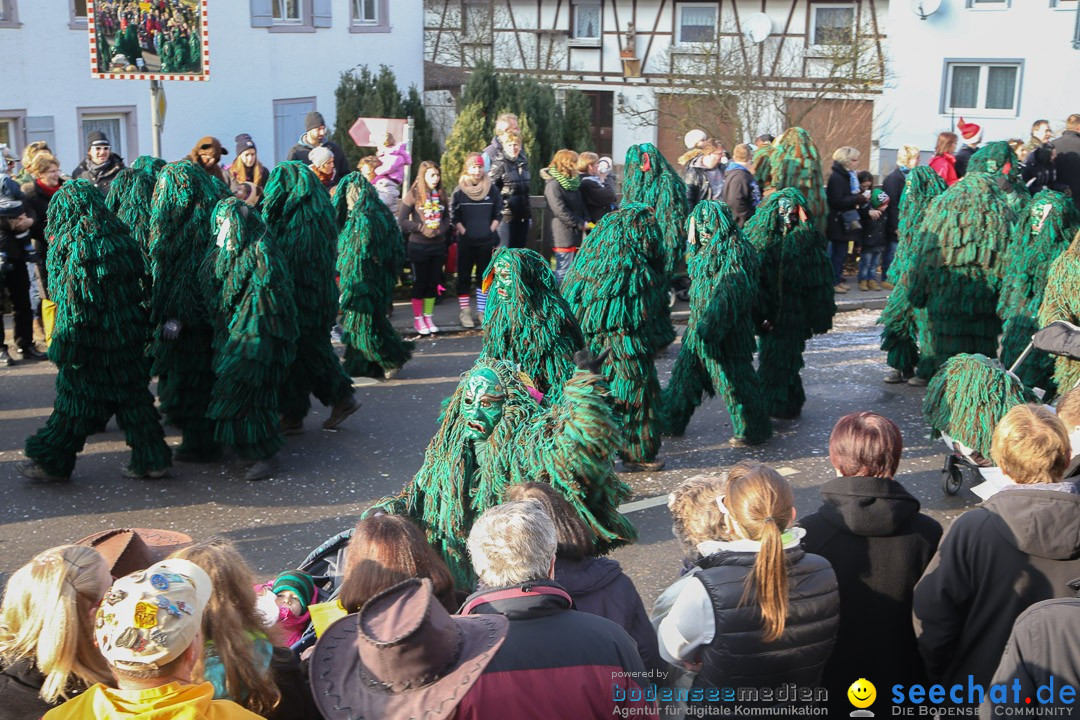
847,678,876,709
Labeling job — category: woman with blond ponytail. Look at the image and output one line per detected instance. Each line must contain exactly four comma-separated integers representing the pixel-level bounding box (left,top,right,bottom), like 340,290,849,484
657,465,839,707
0,545,113,717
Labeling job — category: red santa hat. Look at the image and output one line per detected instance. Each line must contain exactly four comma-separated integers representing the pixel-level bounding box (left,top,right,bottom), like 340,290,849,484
957,117,983,145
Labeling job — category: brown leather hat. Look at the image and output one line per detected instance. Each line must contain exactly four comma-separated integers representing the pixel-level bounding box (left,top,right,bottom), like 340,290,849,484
310,578,508,720
75,528,192,578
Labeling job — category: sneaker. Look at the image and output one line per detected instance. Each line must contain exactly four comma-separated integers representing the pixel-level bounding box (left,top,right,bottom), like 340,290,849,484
907,376,929,387
622,459,666,473
0,348,13,367
834,283,848,294
413,317,430,336
243,455,279,481
883,369,912,384
323,396,360,430
459,307,475,329
383,367,400,380
881,280,895,290
16,345,47,361
868,279,881,291
424,314,439,334
18,460,69,483
121,465,169,479
859,280,870,291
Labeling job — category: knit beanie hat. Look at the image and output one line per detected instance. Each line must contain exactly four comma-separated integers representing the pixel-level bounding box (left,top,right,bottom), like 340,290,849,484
305,111,327,132
309,145,333,169
87,130,110,148
273,570,316,613
235,133,256,157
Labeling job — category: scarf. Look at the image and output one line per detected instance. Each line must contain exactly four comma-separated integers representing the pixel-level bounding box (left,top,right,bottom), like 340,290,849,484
313,163,333,187
35,179,61,198
547,166,581,191
458,173,492,201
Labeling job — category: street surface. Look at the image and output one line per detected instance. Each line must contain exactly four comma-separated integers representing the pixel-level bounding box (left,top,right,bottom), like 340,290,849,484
0,307,974,607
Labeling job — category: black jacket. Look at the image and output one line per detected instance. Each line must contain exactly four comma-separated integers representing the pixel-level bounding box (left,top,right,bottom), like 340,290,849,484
70,153,125,195
859,203,888,253
684,159,724,209
450,184,502,246
541,171,588,250
398,187,450,249
955,144,977,178
800,476,942,713
488,151,531,222
691,547,839,693
1052,130,1080,209
825,161,863,244
579,175,617,223
721,164,757,227
554,556,662,677
881,167,907,243
913,486,1080,691
286,138,349,186
0,658,84,719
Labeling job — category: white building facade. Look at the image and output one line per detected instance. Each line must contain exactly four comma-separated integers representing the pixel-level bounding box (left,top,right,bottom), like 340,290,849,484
878,0,1080,167
0,0,423,170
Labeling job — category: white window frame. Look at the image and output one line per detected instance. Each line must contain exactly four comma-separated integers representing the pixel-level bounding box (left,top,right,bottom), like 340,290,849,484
809,3,856,48
675,2,718,46
966,0,1011,9
940,60,1023,119
570,0,602,46
0,0,20,28
350,0,389,33
272,0,303,25
1050,0,1078,9
0,111,26,156
77,105,138,160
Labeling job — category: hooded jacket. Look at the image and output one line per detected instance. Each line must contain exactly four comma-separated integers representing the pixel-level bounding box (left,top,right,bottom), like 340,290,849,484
913,485,1080,691
285,135,348,187
42,681,262,719
800,476,942,712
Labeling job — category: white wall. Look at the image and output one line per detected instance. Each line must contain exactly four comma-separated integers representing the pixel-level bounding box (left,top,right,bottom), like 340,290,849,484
0,0,423,171
879,0,1080,154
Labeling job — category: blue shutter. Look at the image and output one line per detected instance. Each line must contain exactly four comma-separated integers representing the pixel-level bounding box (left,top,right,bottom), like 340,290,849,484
1073,4,1080,49
313,0,332,28
250,0,273,28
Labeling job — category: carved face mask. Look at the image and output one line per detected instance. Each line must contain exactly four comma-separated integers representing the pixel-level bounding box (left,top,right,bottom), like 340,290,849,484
461,368,507,440
1031,202,1052,234
481,257,514,298
777,196,797,230
215,215,232,251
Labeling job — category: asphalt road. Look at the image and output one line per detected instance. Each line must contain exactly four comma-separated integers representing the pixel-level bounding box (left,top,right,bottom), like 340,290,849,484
0,308,975,606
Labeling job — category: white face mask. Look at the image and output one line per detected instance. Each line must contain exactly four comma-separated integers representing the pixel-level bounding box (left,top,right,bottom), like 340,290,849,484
255,587,280,628
215,217,231,250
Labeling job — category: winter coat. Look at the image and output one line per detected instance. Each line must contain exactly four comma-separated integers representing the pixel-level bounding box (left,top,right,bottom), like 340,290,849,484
684,159,725,209
800,476,942,714
541,170,588,250
859,202,888,253
1022,145,1056,195
489,151,531,222
398,187,450,250
1052,130,1080,209
929,153,958,187
913,485,1080,691
955,144,977,178
825,161,864,244
881,167,907,244
579,174,617,223
19,179,60,297
980,579,1080,718
285,137,349,186
554,556,662,676
450,183,502,246
70,152,125,195
42,681,262,719
721,163,758,227
0,658,63,720
456,581,657,718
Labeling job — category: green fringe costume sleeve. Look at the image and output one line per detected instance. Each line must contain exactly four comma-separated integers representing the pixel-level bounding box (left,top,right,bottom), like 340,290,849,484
334,172,413,379
758,128,828,234
923,353,1033,458
877,167,947,379
105,155,167,264
479,247,585,403
1038,231,1080,394
906,173,1015,378
205,198,300,462
997,190,1080,394
25,180,171,478
662,201,772,444
262,161,355,421
562,204,674,464
370,359,637,589
148,160,230,460
744,188,836,419
622,143,690,279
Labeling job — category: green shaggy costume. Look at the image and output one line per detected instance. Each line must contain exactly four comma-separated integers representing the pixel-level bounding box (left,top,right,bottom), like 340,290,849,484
262,161,357,429
562,204,675,468
106,155,167,262
1039,229,1080,394
332,172,412,380
998,189,1080,393
744,188,835,419
373,358,637,588
968,141,1031,211
907,173,1015,378
662,201,772,444
205,198,299,477
877,167,948,380
755,128,827,233
148,160,229,461
22,180,171,481
480,247,585,403
621,143,689,279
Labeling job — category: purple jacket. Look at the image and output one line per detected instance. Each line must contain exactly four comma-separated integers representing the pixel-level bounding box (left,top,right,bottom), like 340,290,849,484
375,143,411,186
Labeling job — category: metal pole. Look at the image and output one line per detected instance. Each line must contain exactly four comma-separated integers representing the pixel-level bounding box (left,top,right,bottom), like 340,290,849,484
150,79,163,158
403,116,415,191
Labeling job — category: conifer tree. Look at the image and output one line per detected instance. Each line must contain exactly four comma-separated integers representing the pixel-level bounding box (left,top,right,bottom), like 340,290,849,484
441,102,488,187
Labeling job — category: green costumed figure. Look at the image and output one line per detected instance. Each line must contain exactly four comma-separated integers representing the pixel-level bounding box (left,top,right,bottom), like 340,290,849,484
262,161,358,432
373,357,637,588
205,198,300,481
106,155,167,263
877,166,948,384
621,143,690,279
148,159,229,462
20,180,171,482
479,247,585,403
662,201,772,445
562,204,675,471
998,189,1080,394
1039,229,1080,394
331,172,412,381
907,173,1015,379
967,141,1031,212
744,188,836,419
112,24,141,69
755,127,827,233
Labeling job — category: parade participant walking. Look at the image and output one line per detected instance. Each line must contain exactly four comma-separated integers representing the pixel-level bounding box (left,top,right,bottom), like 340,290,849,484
756,127,828,233
663,201,771,446
262,161,359,434
562,204,674,472
20,180,171,481
622,143,689,280
332,173,412,380
398,161,450,336
70,131,125,195
450,152,502,329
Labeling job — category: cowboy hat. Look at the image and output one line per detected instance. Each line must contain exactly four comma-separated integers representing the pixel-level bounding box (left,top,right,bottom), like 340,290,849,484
76,528,192,578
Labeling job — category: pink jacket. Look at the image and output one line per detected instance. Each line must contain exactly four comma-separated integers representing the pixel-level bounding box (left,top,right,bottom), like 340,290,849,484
375,142,411,185
929,153,958,186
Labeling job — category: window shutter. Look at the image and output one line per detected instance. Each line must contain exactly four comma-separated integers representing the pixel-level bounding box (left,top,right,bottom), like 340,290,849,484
250,0,273,28
313,0,332,28
1073,5,1080,49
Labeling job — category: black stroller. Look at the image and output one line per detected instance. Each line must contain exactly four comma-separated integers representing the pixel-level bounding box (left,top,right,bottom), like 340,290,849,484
289,528,354,654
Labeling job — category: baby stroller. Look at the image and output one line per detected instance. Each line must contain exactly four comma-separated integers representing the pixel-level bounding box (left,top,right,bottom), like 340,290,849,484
288,527,354,654
940,321,1080,496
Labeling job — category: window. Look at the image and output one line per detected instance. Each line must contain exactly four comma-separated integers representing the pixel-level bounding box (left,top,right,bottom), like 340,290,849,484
811,4,855,46
1051,0,1079,7
942,61,1022,117
350,0,388,32
966,0,1010,8
274,97,316,164
0,0,19,27
273,0,301,23
70,0,86,28
0,113,24,152
463,1,492,36
572,1,602,42
677,4,717,44
77,106,138,159
250,0,330,32
352,0,375,23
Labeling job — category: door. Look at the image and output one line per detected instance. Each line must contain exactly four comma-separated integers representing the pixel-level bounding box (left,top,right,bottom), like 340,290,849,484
274,97,316,164
583,90,613,157
786,98,874,175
